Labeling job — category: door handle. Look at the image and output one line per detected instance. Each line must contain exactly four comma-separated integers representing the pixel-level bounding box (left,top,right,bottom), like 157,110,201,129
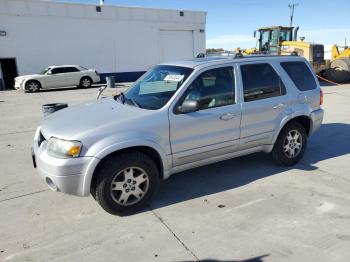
273,103,285,109
220,113,237,121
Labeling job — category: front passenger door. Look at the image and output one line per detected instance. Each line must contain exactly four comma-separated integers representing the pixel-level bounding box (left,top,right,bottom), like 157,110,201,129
64,67,81,86
46,68,66,88
169,66,242,167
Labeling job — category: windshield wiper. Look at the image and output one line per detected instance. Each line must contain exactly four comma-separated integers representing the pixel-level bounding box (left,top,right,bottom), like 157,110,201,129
114,92,125,104
120,92,126,104
114,92,141,108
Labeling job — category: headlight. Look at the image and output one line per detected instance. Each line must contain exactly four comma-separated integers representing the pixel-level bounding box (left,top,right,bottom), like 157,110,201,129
47,137,82,158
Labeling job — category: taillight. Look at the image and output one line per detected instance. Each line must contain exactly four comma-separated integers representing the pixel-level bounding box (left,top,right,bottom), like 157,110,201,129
320,89,323,105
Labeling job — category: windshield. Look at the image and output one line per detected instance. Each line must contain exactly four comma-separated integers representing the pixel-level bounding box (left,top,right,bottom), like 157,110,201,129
122,65,193,110
39,68,51,75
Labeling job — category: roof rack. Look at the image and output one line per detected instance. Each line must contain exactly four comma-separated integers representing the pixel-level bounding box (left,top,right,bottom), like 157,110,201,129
196,52,243,59
196,52,299,60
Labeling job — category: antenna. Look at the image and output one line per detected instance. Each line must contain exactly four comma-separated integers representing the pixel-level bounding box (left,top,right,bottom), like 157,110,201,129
288,3,299,27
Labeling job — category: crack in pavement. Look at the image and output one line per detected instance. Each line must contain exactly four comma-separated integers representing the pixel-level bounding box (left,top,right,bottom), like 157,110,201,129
0,189,49,203
0,130,36,136
149,207,200,261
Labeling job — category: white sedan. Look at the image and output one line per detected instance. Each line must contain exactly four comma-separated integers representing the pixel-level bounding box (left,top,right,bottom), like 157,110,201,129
14,65,100,92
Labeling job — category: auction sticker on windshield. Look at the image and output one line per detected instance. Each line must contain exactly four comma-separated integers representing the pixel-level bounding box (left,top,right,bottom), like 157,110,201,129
164,74,184,82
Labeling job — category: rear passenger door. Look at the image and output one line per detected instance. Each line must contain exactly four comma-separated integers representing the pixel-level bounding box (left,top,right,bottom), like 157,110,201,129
238,62,290,149
63,67,81,86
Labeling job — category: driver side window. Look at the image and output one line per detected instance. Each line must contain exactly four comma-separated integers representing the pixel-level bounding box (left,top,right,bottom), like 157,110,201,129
182,66,235,111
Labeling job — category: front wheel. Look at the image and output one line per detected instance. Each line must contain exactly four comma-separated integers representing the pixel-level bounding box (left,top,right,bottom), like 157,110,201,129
94,151,160,216
25,80,41,92
272,122,307,166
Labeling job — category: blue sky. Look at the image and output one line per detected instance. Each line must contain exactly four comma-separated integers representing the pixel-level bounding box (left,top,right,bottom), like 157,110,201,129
61,0,350,50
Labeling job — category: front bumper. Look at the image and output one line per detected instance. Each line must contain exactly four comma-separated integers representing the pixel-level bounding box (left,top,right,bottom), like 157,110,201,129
32,127,98,196
310,108,324,134
14,81,23,90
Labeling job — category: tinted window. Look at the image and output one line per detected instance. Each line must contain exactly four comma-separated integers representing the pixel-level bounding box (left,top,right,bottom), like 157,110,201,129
51,68,64,74
281,61,317,91
64,67,79,73
181,67,235,111
241,63,285,102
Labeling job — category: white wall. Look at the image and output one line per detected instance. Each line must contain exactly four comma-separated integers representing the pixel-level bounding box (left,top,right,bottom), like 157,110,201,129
0,0,206,75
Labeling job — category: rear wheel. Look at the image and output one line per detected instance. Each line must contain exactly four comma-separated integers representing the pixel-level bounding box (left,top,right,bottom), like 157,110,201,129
272,122,307,166
94,151,160,216
25,80,41,92
80,76,92,88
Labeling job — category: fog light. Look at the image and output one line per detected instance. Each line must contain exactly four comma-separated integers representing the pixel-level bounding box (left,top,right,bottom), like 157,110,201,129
45,177,58,191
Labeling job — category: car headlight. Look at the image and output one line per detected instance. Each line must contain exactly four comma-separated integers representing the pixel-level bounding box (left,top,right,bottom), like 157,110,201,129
47,137,82,158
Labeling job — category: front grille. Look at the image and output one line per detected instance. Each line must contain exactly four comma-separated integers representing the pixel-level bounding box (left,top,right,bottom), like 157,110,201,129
38,131,46,147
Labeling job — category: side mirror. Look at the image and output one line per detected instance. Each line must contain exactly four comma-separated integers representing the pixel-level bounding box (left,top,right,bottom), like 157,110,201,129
178,100,198,113
253,30,257,39
47,71,52,75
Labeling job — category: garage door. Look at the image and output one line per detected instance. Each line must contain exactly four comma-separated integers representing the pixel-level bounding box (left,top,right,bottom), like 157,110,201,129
160,30,194,62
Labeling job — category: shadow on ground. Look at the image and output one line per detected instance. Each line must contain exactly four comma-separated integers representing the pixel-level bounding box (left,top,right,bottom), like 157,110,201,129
177,254,269,262
149,123,350,210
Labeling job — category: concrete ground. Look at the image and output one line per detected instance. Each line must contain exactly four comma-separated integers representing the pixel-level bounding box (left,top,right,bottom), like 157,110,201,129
0,83,349,262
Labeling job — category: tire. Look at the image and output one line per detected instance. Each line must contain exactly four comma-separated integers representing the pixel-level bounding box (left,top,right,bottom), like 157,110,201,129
25,80,41,92
272,122,307,166
80,76,92,88
94,151,160,216
326,59,350,83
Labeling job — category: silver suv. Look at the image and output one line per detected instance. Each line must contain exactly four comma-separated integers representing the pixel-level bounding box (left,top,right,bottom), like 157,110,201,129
32,56,324,215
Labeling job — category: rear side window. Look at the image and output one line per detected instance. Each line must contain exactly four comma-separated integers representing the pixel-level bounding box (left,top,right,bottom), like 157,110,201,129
281,61,317,91
241,63,285,102
64,67,79,73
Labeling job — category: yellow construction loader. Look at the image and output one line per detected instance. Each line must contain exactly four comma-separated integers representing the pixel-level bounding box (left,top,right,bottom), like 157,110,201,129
249,26,350,83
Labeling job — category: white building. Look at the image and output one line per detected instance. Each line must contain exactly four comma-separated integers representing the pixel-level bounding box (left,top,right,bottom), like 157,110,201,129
0,0,206,89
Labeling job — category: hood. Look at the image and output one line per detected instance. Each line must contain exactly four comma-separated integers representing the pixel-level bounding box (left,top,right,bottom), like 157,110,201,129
15,74,42,81
41,97,154,140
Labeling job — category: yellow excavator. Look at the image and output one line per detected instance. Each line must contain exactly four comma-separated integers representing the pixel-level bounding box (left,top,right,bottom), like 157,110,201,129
245,26,350,83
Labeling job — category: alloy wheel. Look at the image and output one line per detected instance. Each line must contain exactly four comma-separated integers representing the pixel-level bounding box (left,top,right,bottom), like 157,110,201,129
110,167,149,206
82,78,91,87
28,82,39,92
283,129,303,158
